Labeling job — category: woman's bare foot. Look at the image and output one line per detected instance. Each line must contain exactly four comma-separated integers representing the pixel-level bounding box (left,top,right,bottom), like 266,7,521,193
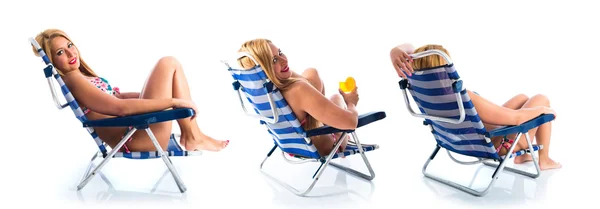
180,132,229,152
338,134,350,153
514,154,533,164
539,158,562,170
333,133,350,158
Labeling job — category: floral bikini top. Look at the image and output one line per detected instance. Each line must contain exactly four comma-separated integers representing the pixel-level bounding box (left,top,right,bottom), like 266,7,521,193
81,76,120,115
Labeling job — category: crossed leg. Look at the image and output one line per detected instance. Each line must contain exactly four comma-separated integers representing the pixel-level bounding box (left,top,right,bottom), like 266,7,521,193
301,68,350,156
127,56,229,152
329,94,351,154
483,93,561,170
484,94,529,163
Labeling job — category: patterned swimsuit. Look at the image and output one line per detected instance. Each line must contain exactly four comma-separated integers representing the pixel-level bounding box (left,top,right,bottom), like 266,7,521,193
82,77,120,114
82,77,134,153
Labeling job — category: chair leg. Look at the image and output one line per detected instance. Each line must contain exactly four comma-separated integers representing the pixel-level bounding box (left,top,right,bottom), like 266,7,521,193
260,144,323,196
150,169,172,193
329,132,376,180
421,132,523,197
79,151,100,184
259,144,279,169
483,133,541,178
145,128,187,193
77,128,138,191
80,155,115,189
261,132,372,197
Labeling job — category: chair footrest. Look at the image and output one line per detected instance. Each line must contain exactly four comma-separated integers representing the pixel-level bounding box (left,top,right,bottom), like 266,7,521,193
443,144,543,160
101,150,202,159
331,143,379,159
99,133,202,159
286,143,379,160
509,144,543,159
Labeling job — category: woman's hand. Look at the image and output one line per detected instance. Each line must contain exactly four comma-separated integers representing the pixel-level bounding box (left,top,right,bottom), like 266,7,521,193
390,46,414,78
516,106,557,125
339,86,359,107
541,106,557,119
113,87,122,99
173,99,199,120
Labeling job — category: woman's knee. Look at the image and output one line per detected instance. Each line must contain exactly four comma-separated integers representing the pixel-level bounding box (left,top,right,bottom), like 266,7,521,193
302,68,323,91
329,92,342,100
515,93,529,102
530,94,550,107
302,67,320,77
155,56,182,71
329,93,345,107
310,136,333,156
158,56,179,64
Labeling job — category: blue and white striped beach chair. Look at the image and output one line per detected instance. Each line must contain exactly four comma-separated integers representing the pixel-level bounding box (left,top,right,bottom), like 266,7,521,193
222,52,386,196
30,38,202,193
398,49,555,196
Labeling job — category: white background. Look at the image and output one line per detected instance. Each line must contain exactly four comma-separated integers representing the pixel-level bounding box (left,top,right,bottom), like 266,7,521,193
1,0,598,208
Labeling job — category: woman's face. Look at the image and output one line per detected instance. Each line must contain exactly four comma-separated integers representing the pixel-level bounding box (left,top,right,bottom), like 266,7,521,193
49,36,80,74
268,42,291,80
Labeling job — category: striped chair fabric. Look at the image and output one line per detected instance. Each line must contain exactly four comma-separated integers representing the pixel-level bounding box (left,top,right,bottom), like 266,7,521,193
228,65,378,160
39,52,200,159
405,64,541,160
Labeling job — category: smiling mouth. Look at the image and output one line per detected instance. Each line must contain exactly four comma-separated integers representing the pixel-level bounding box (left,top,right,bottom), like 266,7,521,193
69,57,77,64
281,66,289,72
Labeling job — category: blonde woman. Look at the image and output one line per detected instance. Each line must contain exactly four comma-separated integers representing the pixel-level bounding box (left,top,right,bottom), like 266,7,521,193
32,29,229,152
390,43,561,170
237,39,359,157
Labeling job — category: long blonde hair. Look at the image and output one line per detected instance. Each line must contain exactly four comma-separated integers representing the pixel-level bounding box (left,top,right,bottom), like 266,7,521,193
32,29,98,77
237,39,321,131
411,44,451,70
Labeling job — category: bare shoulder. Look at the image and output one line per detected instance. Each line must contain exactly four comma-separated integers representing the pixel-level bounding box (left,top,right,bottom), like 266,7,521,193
304,67,318,72
282,80,315,104
297,67,319,77
286,79,319,96
61,70,87,85
290,79,311,89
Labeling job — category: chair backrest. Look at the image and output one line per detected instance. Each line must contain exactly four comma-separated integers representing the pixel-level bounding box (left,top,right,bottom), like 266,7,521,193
30,37,109,155
399,50,499,159
223,52,321,159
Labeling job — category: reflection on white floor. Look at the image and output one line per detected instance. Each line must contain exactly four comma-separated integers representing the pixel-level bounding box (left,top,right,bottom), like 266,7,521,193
1,82,591,209
15,107,585,209
65,151,564,209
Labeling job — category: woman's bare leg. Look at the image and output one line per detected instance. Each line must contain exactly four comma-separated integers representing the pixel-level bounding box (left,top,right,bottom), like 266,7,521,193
302,68,325,95
484,94,529,153
502,94,529,110
516,94,560,170
491,94,534,164
300,68,350,155
329,93,350,153
308,93,350,157
484,94,561,170
129,56,228,152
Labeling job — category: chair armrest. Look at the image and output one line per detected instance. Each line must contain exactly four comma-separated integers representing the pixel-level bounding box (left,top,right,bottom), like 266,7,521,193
82,108,195,128
485,114,555,138
305,111,386,138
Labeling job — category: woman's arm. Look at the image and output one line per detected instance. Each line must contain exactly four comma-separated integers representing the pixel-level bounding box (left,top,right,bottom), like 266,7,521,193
64,71,176,117
390,43,415,78
468,90,553,126
393,43,416,54
290,70,307,80
116,92,141,99
288,81,359,130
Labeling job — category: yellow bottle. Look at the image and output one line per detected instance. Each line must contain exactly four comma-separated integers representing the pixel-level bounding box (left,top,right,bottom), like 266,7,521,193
339,76,356,93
